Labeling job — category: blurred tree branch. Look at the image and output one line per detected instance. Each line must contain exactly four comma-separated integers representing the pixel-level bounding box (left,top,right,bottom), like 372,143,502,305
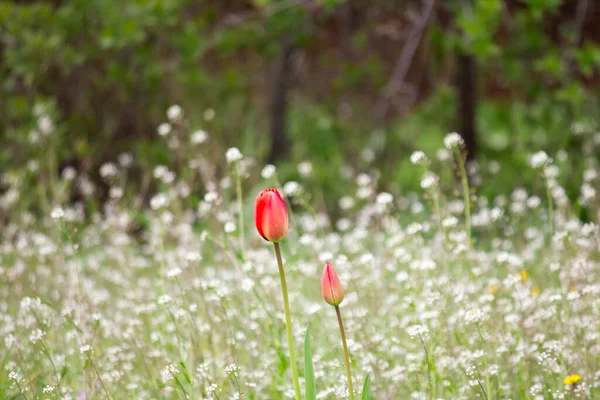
268,40,295,164
375,0,436,121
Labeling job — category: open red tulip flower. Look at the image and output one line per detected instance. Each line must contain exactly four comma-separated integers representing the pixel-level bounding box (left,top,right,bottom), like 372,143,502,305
254,188,288,242
321,262,344,307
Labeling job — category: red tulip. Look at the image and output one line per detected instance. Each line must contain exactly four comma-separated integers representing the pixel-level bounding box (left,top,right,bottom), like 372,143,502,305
254,188,289,242
321,262,344,306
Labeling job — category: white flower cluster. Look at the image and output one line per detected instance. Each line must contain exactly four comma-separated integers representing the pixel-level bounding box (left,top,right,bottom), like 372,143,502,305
161,364,180,382
226,147,243,163
406,324,430,341
225,363,241,377
410,151,428,165
530,151,552,168
443,132,464,150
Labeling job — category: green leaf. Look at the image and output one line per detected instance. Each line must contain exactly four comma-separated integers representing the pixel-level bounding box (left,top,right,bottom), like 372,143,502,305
179,361,192,385
361,375,373,400
304,326,316,400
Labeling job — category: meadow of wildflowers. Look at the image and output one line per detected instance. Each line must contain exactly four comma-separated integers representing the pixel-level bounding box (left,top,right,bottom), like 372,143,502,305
1,106,600,400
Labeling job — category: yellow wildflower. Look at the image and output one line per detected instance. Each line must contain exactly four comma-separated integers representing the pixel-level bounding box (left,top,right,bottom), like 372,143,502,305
488,285,499,295
531,288,540,297
564,374,581,386
520,270,529,282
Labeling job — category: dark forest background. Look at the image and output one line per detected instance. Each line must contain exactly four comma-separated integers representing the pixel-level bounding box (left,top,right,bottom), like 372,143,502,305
1,0,599,214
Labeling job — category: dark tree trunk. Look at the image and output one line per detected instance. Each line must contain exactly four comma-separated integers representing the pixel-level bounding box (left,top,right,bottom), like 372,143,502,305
268,41,295,164
456,52,477,161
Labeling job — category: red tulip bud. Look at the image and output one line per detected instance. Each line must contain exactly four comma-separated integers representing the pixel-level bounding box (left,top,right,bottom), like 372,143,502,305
254,188,289,242
321,262,344,306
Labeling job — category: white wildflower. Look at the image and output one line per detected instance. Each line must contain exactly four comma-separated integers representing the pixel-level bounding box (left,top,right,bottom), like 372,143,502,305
167,105,183,121
51,207,65,220
161,364,179,382
204,108,215,121
157,122,172,137
488,365,499,375
339,196,355,210
410,151,427,165
465,308,485,325
99,162,118,179
191,129,209,144
225,364,241,377
298,161,313,178
224,221,236,233
530,151,551,168
261,164,276,179
118,152,133,167
29,329,46,343
420,172,438,189
226,147,243,163
283,181,302,196
376,192,393,205
406,325,430,341
444,132,464,150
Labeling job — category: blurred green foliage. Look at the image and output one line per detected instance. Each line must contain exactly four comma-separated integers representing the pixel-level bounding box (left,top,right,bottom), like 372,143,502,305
0,0,599,216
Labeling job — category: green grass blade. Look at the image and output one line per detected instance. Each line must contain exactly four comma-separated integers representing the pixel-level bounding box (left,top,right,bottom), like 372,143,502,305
304,326,316,400
361,375,372,400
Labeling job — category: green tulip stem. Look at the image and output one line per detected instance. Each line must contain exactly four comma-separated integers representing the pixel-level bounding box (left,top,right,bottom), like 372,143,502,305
273,242,301,400
335,305,354,400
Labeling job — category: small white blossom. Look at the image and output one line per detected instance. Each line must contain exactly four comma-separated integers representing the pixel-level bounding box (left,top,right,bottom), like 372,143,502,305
9,371,23,382
298,161,313,178
166,267,182,278
406,325,430,341
376,192,393,205
157,123,172,137
226,147,243,163
444,132,464,150
118,152,133,167
530,151,551,168
38,115,54,136
339,196,355,210
204,108,215,121
356,173,371,186
62,167,76,181
29,328,46,343
283,181,302,196
225,364,241,377
410,151,427,165
150,193,169,210
420,172,438,189
167,105,183,121
51,207,65,220
80,344,92,359
99,163,118,179
161,364,179,382
224,221,236,233
191,129,209,144
465,308,485,325
261,164,276,179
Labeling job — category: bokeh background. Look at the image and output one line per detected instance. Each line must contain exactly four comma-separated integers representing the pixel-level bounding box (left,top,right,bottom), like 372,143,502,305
2,0,599,217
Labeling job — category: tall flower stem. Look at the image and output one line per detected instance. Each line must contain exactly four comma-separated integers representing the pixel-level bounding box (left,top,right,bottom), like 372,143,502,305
235,162,245,255
455,150,472,246
273,242,301,400
335,305,355,400
544,174,554,237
